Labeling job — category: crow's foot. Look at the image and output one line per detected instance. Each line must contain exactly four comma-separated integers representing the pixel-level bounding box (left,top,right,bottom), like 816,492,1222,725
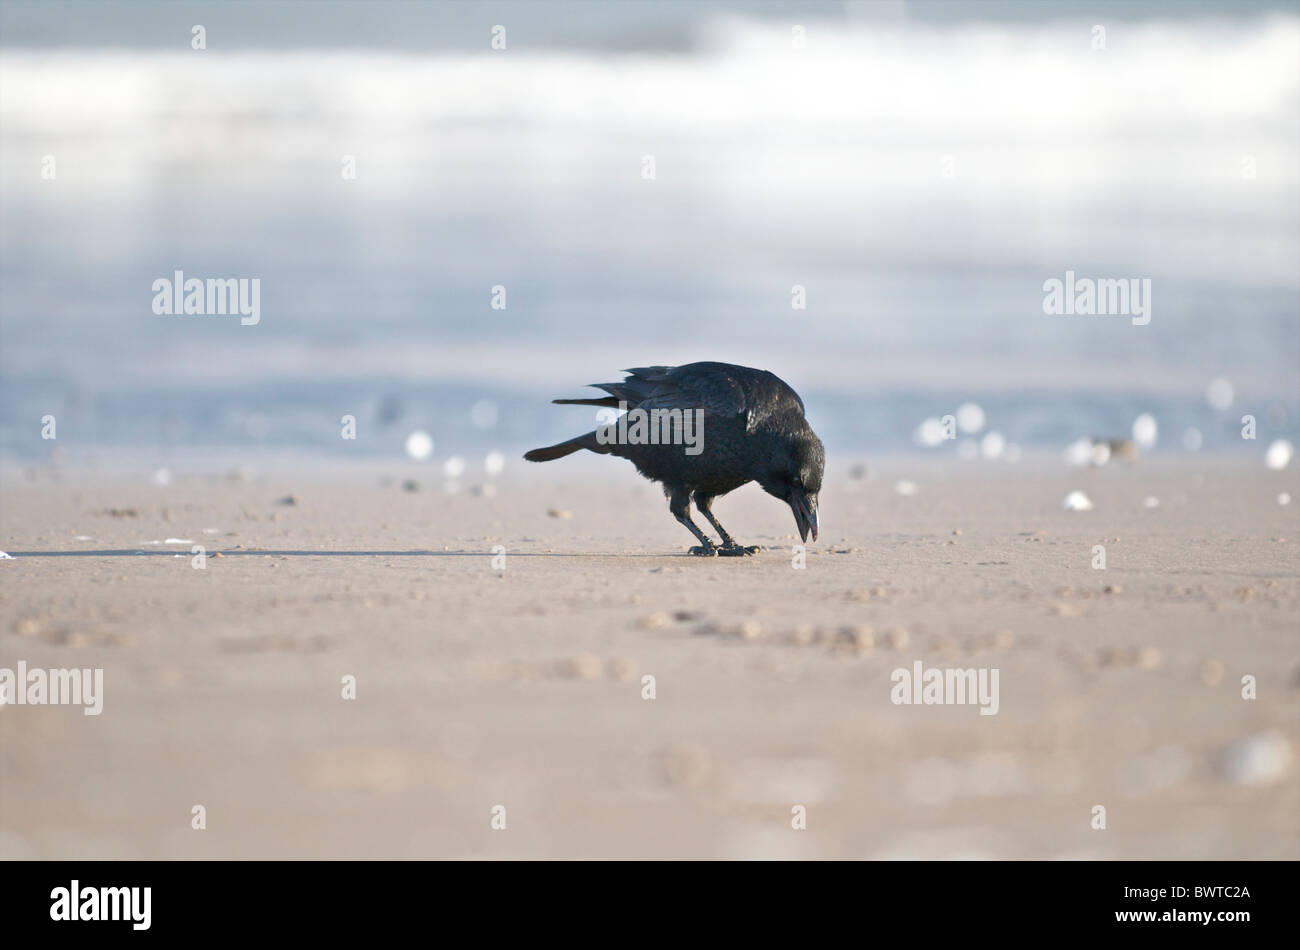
688,543,718,556
717,543,760,557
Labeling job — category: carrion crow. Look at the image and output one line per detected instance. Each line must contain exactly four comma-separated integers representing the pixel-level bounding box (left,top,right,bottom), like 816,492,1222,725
525,362,824,556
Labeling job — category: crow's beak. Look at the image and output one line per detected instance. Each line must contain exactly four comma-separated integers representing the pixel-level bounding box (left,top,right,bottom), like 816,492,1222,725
791,490,818,543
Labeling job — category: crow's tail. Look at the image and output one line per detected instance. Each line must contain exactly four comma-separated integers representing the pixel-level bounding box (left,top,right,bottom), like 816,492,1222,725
552,397,620,408
524,432,602,462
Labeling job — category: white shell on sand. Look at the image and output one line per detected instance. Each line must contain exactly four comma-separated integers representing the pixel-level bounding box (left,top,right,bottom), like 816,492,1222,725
1222,731,1294,787
1063,490,1094,511
404,430,433,460
956,402,985,434
1132,413,1158,449
1265,439,1292,470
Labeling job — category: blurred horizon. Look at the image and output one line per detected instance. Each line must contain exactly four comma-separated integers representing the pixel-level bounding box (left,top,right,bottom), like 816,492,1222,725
2,0,1297,466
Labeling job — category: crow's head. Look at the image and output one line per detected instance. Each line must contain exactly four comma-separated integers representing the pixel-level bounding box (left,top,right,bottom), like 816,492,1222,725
760,425,823,543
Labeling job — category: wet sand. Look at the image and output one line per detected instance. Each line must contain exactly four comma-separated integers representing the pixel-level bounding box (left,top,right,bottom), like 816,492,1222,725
1,458,1296,859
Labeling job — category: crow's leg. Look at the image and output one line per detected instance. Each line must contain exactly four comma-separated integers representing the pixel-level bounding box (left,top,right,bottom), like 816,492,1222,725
669,488,716,556
692,493,736,545
693,492,760,556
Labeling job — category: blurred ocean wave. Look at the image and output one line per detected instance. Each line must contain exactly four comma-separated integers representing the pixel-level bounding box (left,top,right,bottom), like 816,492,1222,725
1,12,1297,462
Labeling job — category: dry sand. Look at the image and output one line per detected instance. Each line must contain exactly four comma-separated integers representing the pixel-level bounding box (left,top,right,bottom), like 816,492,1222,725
1,458,1297,859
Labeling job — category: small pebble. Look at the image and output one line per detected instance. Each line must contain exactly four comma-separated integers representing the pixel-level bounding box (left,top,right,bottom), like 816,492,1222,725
660,744,712,787
790,624,819,645
833,625,874,653
607,658,636,682
928,634,959,656
1136,646,1162,670
1097,647,1130,668
556,655,603,680
53,631,93,648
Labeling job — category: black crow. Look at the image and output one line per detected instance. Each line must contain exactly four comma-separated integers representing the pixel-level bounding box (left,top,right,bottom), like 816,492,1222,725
524,362,823,556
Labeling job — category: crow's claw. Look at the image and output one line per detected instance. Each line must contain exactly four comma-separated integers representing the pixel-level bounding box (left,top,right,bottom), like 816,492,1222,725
688,544,717,557
718,543,760,557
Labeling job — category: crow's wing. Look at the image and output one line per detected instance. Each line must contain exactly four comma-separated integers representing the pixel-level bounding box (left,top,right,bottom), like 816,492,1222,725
588,363,802,433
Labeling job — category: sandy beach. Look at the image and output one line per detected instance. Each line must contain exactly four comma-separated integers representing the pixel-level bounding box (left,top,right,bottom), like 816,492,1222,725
1,457,1295,859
